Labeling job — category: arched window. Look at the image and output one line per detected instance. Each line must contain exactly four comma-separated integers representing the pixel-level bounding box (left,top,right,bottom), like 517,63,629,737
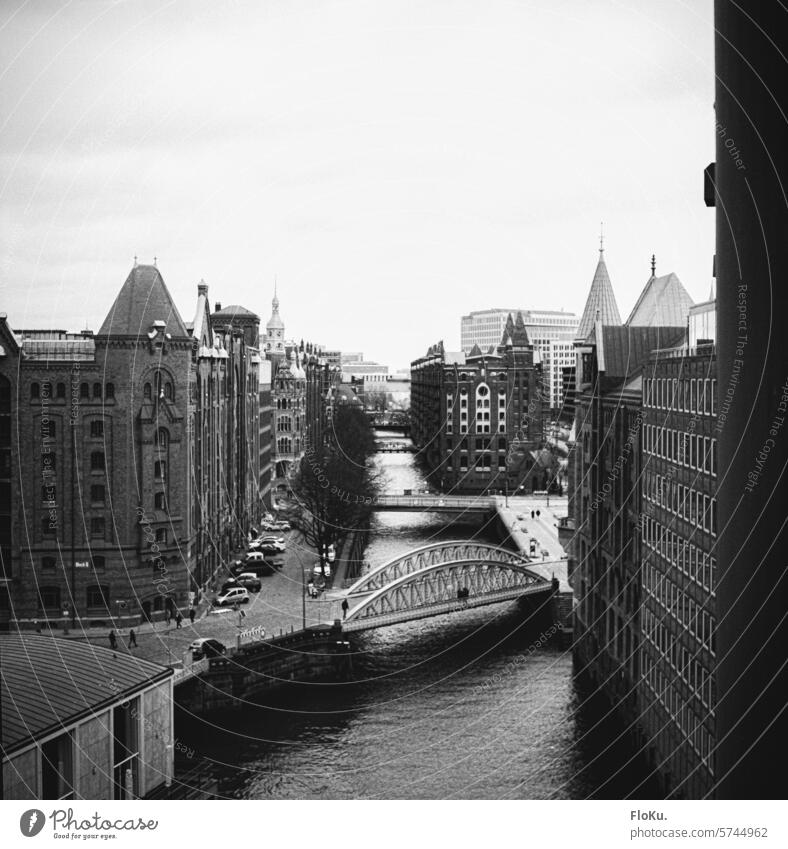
31,382,40,399
155,427,169,447
154,460,166,480
105,383,115,399
476,383,491,433
56,382,66,398
41,418,55,440
164,382,173,400
144,382,152,400
90,451,105,471
93,382,102,399
80,383,90,399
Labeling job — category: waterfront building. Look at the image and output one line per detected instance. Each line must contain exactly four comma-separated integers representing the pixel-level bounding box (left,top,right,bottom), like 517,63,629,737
1,633,174,799
639,301,717,797
411,313,546,494
0,263,262,629
462,308,578,413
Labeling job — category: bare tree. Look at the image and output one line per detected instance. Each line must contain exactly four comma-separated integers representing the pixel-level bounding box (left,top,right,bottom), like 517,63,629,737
284,406,379,574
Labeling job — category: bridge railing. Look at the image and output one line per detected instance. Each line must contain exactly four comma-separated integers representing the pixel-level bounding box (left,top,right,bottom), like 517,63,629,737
373,494,496,509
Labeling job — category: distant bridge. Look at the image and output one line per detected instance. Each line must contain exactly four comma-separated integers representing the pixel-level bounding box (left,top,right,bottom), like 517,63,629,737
375,443,416,453
341,540,555,633
372,494,497,515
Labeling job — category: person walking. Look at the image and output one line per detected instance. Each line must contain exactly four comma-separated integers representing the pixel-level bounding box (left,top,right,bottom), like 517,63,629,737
189,607,196,625
175,611,183,629
108,629,117,650
341,598,349,619
165,608,172,626
128,629,137,649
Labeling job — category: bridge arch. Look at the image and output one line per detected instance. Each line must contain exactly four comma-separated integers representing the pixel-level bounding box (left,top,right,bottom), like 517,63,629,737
345,540,528,595
343,557,551,632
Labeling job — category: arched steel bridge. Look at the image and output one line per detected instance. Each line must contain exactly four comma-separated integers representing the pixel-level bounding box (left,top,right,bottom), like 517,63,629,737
341,540,555,633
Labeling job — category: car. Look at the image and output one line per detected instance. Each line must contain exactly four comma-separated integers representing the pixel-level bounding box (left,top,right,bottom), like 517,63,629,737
233,555,277,576
234,572,262,592
271,520,291,531
220,578,240,593
257,539,286,553
258,534,285,545
214,587,250,607
189,637,226,660
313,562,332,579
516,513,526,520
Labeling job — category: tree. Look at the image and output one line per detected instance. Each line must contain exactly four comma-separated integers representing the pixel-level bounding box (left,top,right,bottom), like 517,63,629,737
284,405,379,574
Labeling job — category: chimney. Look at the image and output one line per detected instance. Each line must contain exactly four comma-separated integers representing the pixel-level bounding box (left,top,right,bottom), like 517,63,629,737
215,302,222,312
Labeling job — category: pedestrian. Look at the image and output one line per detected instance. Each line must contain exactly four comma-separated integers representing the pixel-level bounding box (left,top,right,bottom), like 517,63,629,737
34,619,41,634
175,611,183,629
189,607,196,624
108,629,117,650
531,510,535,518
341,598,349,619
536,509,541,517
128,629,137,648
165,608,171,626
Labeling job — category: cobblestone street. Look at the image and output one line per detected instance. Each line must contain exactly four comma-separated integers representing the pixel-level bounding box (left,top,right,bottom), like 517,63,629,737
63,531,342,668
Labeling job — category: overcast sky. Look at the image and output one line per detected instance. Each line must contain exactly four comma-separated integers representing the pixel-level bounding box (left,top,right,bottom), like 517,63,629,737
1,0,714,371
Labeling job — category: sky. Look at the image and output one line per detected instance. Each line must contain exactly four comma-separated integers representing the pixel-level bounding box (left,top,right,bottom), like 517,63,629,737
0,0,715,372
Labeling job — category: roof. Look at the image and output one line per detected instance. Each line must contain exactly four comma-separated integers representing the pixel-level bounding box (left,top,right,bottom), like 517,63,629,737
577,249,621,340
211,304,259,321
1,634,172,756
626,272,694,327
98,264,189,338
595,324,687,383
21,338,96,362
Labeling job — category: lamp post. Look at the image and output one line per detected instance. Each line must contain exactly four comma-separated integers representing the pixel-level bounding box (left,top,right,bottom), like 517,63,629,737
301,566,307,630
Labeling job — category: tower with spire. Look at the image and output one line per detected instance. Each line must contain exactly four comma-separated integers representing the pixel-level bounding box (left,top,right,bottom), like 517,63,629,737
575,229,622,341
263,282,285,359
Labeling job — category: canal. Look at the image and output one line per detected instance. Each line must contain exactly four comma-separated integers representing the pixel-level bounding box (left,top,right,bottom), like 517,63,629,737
180,441,657,799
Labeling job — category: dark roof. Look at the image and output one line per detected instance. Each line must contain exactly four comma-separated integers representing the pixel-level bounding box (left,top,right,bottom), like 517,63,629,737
98,264,189,337
211,304,260,321
597,325,686,382
1,635,172,755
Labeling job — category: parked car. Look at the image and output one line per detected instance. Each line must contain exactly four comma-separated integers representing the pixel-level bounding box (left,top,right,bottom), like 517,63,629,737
220,578,240,593
313,562,332,579
233,554,277,576
271,520,291,531
234,572,262,592
189,637,226,660
214,587,250,607
257,537,286,553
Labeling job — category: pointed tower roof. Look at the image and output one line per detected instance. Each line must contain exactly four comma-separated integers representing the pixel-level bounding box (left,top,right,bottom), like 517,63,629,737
500,313,516,346
511,311,530,346
625,267,694,327
98,263,188,337
576,238,621,340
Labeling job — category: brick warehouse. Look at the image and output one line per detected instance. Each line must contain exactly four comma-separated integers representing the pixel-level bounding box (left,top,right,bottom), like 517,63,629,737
0,262,263,629
410,312,547,495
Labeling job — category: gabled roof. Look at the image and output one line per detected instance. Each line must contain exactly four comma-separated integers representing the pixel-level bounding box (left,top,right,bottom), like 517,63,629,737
1,634,172,755
500,314,516,346
595,324,687,383
577,248,621,340
98,264,188,338
467,343,484,359
625,272,694,327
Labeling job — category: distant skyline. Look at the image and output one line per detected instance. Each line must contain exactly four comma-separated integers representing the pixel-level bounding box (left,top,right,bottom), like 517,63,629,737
1,0,715,372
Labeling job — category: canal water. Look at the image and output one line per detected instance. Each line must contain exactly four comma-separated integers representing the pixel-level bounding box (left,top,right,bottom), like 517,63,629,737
180,443,657,799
